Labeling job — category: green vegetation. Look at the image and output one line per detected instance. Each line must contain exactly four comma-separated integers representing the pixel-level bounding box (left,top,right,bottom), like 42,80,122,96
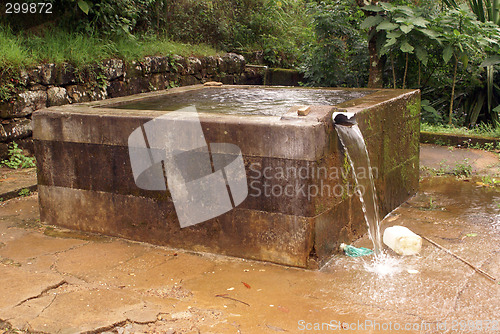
18,188,31,197
421,122,500,151
0,0,311,69
301,1,367,87
452,158,473,177
1,142,36,169
0,26,219,71
420,158,474,178
357,1,500,126
420,195,443,210
481,175,500,186
421,122,500,138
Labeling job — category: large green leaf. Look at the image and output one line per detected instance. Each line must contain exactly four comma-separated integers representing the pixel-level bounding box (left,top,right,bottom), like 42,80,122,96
361,15,383,29
385,38,398,48
461,53,469,68
379,2,394,11
387,31,403,39
363,5,384,12
78,0,90,15
376,21,399,31
400,41,414,53
443,45,454,63
394,6,414,16
417,28,441,40
401,24,414,34
415,46,429,66
421,99,439,116
412,17,430,28
480,55,500,66
468,91,486,126
487,65,494,114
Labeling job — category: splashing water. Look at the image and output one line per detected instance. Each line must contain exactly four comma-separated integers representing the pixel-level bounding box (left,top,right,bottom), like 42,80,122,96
363,253,402,276
335,124,383,255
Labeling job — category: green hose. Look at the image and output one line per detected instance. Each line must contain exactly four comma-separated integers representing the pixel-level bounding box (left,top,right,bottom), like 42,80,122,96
340,243,374,257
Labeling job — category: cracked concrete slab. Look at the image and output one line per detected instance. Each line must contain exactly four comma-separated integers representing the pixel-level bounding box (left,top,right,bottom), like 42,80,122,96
54,241,150,282
420,144,500,176
0,167,37,201
0,266,65,310
27,289,144,334
2,294,55,331
0,233,87,263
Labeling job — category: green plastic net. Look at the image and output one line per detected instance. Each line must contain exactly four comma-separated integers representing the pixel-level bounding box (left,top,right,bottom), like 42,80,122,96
340,243,374,257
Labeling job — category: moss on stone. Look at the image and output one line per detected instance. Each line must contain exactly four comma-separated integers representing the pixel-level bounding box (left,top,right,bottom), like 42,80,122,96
406,98,421,118
341,153,352,200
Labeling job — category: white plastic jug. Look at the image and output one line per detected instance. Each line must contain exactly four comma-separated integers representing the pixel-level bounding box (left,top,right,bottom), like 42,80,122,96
383,226,422,255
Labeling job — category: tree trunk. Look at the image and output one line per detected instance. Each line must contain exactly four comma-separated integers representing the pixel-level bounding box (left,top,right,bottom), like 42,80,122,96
391,53,396,89
367,28,384,88
357,0,390,88
403,53,408,89
449,55,458,125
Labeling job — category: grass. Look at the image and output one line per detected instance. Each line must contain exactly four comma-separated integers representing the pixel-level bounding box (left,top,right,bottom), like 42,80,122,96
0,25,220,70
0,27,32,69
451,158,473,177
421,122,500,138
113,36,220,62
481,175,500,187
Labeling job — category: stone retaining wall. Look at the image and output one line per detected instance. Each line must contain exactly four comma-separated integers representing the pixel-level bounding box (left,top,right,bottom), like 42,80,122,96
420,131,499,148
0,53,265,159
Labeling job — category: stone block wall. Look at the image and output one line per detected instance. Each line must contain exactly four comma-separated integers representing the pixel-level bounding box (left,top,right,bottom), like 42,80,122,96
0,53,265,159
32,87,420,268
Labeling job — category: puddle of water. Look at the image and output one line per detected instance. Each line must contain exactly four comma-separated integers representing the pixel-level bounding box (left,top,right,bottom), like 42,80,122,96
320,176,500,321
413,176,500,231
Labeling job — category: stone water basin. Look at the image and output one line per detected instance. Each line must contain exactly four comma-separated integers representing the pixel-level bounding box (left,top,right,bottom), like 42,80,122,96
33,85,420,268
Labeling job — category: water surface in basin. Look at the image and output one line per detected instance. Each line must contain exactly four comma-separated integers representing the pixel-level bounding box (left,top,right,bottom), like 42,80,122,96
111,87,373,116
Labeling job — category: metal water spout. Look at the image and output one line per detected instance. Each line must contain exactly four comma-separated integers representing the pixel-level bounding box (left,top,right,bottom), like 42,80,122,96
245,64,269,86
332,111,357,127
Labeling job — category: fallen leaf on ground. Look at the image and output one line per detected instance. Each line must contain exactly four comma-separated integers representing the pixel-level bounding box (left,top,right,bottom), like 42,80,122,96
277,305,289,313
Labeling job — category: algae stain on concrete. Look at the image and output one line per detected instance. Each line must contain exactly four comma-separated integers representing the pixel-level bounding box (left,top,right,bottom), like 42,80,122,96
43,226,110,242
341,153,352,201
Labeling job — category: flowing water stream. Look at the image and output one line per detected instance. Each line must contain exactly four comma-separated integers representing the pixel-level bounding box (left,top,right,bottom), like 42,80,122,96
335,123,383,255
